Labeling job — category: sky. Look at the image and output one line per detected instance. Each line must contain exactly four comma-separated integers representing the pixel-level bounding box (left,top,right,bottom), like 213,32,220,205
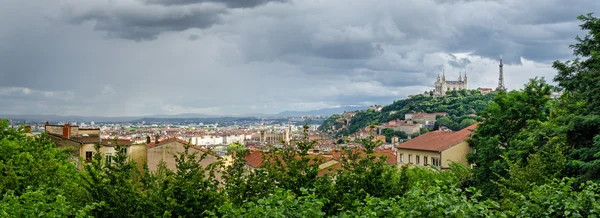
0,0,598,116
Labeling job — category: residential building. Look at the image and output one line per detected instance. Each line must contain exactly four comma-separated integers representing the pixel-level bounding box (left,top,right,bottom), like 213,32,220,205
478,88,493,95
396,123,420,135
146,137,221,175
45,122,144,170
395,123,477,169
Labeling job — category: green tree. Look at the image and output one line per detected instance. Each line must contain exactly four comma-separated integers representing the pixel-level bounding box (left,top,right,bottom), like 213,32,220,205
0,121,84,197
552,13,600,181
459,118,476,129
467,78,553,197
227,142,246,155
82,142,144,217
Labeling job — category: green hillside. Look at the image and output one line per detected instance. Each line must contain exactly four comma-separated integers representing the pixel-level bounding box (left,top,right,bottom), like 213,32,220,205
319,89,497,136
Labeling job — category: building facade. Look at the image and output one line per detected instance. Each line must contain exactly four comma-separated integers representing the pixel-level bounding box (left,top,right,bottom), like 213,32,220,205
432,72,468,97
45,123,145,171
395,123,477,169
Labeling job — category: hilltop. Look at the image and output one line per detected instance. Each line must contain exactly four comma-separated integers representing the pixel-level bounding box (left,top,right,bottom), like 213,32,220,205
318,89,497,137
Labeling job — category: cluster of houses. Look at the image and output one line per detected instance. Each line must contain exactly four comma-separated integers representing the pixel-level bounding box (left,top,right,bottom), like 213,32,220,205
43,120,478,178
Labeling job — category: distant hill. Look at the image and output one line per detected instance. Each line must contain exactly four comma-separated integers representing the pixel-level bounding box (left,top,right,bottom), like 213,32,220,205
276,106,369,117
319,90,497,137
0,106,369,123
0,114,140,123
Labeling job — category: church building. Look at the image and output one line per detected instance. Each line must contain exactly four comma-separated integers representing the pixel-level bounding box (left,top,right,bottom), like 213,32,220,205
432,72,468,97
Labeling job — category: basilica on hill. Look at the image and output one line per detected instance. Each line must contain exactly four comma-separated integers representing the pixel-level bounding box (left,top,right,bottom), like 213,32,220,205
432,72,468,97
430,57,506,97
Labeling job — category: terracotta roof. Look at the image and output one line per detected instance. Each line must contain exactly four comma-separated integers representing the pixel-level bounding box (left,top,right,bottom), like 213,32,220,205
146,137,215,156
395,123,478,152
244,150,263,168
374,149,397,165
146,137,190,148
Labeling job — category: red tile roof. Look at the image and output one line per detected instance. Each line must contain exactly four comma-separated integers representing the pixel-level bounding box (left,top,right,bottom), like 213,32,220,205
395,123,478,152
146,137,214,155
244,150,263,168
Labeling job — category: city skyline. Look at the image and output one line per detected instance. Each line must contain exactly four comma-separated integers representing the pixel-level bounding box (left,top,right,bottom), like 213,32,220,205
1,0,598,116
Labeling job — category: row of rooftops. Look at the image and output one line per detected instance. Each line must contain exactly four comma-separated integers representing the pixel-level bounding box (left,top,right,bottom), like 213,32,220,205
395,123,477,152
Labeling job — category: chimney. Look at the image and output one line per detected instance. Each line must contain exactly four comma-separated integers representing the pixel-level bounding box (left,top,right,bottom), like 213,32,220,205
63,123,71,138
45,121,49,126
155,134,160,144
146,135,151,144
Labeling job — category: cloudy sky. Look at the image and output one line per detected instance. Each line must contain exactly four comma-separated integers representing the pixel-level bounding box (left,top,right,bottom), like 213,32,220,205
0,0,597,116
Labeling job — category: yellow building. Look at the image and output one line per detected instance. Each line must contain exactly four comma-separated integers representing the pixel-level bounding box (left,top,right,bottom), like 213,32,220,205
45,123,145,171
146,137,222,179
395,124,477,169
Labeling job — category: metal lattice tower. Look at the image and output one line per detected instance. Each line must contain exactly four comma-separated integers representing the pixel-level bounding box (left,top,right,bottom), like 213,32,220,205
496,56,506,91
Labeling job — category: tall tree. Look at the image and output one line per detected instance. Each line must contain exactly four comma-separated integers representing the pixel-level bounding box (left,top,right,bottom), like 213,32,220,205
468,78,552,197
552,14,600,181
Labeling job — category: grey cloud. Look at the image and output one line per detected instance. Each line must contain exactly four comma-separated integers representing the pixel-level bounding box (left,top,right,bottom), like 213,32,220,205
144,0,287,8
313,43,383,60
188,34,200,40
448,57,472,69
61,2,227,41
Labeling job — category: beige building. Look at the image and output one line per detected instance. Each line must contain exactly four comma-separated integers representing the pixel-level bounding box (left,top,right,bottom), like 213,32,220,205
146,137,221,175
45,123,145,171
395,123,477,169
395,124,420,135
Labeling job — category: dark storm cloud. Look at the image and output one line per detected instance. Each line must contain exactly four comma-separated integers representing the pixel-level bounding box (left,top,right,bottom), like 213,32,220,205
145,0,287,8
61,3,226,41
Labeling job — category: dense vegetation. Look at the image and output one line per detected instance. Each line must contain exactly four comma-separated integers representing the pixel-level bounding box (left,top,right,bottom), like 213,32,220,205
318,89,496,137
2,14,600,217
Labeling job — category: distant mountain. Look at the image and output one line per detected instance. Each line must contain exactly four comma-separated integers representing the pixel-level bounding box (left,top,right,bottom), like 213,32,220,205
0,106,369,123
144,113,220,119
276,106,369,117
0,114,139,123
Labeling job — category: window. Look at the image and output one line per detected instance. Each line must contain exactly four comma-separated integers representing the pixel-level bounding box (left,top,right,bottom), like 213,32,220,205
431,157,440,167
424,156,428,165
408,154,412,163
119,148,128,156
400,153,404,163
85,151,93,162
105,153,113,164
416,155,420,165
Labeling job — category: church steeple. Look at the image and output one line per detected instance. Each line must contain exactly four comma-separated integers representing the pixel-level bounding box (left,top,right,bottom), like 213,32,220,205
442,70,446,82
458,71,463,81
